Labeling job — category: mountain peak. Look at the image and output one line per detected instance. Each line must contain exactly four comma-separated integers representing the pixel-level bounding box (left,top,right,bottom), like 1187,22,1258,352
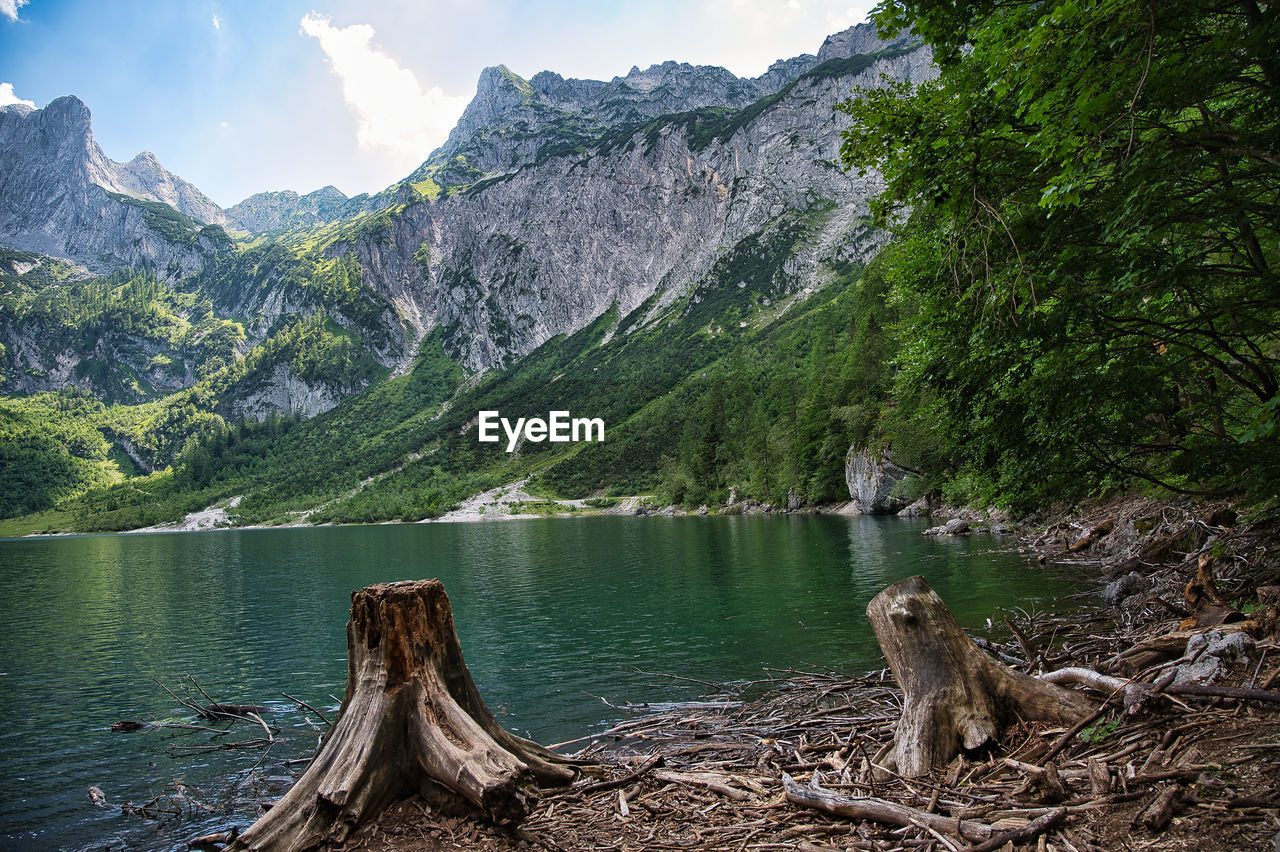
424,23,922,177
44,94,91,119
817,22,915,62
224,183,354,232
313,185,347,201
477,64,534,95
34,95,95,146
0,92,225,271
0,101,36,118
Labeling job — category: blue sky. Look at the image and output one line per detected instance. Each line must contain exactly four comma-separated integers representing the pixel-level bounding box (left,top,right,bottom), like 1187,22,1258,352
0,0,876,207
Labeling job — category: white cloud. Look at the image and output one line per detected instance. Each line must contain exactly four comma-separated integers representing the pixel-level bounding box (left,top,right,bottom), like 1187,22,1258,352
826,4,872,32
0,82,35,108
299,12,468,169
212,13,220,31
669,0,876,77
0,0,28,22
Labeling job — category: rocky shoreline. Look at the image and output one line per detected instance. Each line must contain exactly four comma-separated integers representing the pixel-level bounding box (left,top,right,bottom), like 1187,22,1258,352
334,494,1280,852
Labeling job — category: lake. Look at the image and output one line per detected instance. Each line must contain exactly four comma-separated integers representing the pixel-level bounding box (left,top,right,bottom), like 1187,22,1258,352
0,514,1080,850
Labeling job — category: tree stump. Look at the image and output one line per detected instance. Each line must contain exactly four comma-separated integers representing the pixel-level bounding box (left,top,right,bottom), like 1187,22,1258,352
232,579,575,852
867,576,1095,777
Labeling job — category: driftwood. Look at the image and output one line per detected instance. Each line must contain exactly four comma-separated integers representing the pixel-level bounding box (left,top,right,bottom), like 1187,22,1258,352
1068,518,1115,553
961,809,1068,852
866,576,1096,776
232,579,575,852
1180,554,1244,628
782,772,994,842
1138,784,1184,831
111,720,149,732
202,703,270,719
1108,621,1257,672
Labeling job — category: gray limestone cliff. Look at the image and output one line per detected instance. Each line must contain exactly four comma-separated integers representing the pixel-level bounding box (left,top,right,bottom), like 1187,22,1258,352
1,24,934,419
225,185,354,232
846,445,915,514
423,22,922,178
335,26,935,372
112,150,225,226
0,96,226,278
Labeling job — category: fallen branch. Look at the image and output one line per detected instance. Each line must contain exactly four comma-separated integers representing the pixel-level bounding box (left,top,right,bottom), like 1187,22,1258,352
651,769,752,801
1039,667,1129,693
281,692,331,728
577,755,662,794
959,808,1066,852
1165,684,1280,704
782,772,992,842
1040,668,1280,706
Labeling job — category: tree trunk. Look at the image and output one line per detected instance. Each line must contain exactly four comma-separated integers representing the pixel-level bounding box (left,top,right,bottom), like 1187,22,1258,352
866,576,1095,777
233,579,575,852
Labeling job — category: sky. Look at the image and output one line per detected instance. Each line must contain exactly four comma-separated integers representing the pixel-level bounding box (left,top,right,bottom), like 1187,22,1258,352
0,0,878,207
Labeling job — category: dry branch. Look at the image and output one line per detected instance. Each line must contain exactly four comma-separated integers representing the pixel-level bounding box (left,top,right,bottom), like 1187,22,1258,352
783,772,993,842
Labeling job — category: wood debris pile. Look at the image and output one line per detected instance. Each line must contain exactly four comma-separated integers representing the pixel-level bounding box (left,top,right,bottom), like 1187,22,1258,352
351,657,1279,851
343,501,1280,852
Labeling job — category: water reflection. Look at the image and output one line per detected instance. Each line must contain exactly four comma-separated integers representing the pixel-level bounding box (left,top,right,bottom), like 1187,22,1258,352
0,516,1074,850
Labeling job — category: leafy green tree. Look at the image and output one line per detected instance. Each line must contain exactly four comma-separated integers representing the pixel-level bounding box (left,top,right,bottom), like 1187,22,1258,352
839,0,1280,505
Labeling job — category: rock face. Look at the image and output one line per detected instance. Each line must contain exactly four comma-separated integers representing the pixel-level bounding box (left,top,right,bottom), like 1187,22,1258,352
1,24,936,414
225,185,356,233
846,445,914,514
340,26,935,371
1,317,201,402
224,26,918,238
224,363,346,421
112,150,225,225
0,96,226,278
429,23,923,178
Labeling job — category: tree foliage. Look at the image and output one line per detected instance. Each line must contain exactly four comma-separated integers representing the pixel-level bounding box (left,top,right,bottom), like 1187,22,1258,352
0,391,121,516
839,0,1280,506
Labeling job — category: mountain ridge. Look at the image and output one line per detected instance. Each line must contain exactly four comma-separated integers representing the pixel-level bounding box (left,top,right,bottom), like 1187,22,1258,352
0,95,229,282
0,22,933,511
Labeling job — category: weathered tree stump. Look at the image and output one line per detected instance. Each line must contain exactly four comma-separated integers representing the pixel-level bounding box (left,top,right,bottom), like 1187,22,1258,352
867,576,1096,777
233,579,575,852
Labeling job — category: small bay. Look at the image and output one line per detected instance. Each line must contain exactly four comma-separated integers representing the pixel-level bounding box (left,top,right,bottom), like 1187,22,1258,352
0,515,1078,850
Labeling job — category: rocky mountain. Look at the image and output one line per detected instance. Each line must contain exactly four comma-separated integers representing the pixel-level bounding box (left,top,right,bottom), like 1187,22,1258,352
0,23,933,420
0,96,230,279
335,24,934,371
418,25,921,178
110,150,225,226
225,185,357,233
230,24,922,234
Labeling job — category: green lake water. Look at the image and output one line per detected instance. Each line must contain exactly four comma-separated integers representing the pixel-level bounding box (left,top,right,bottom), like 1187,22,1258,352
0,515,1081,850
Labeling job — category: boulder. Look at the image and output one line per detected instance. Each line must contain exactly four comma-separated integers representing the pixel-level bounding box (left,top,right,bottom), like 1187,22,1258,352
1102,571,1147,605
923,518,971,536
845,445,914,515
898,498,930,518
1174,630,1256,685
786,487,804,512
